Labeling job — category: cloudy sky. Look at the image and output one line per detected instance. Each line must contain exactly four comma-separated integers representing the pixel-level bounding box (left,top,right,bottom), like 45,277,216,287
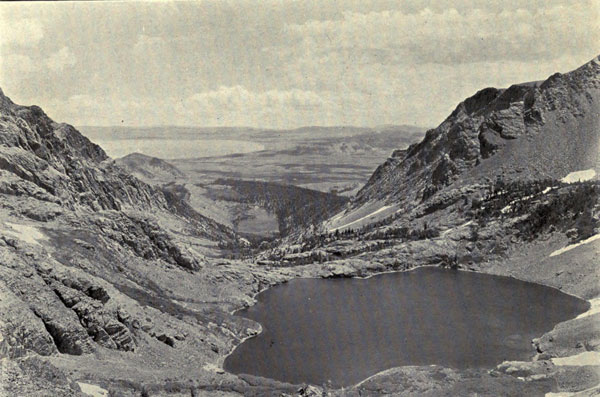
0,1,598,128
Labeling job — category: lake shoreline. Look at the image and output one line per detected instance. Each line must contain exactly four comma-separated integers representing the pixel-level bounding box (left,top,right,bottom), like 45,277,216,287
219,261,594,390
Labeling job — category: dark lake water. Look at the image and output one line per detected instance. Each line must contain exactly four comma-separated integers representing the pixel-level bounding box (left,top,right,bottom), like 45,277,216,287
224,267,589,387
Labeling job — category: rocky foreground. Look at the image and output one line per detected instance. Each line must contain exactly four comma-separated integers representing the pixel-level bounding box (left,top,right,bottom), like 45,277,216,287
1,57,600,397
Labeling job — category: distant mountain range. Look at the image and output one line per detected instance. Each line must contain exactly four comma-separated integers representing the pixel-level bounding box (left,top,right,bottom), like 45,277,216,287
78,124,427,148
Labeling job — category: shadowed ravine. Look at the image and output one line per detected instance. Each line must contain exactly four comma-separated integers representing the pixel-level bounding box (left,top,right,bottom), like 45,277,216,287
224,267,589,387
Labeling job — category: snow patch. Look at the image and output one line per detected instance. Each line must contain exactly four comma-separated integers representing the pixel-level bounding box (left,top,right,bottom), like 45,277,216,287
545,392,576,397
327,209,348,224
500,188,553,215
561,169,596,183
546,387,600,397
551,351,600,366
549,234,600,257
2,222,48,246
330,205,393,231
576,297,600,320
77,382,108,397
203,363,225,374
441,220,473,236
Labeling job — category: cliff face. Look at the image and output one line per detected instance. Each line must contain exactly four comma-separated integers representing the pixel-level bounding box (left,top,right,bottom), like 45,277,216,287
0,88,267,396
0,89,167,211
354,56,600,211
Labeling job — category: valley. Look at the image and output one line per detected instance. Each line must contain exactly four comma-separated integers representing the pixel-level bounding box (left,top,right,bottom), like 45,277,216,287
0,55,599,397
111,126,423,243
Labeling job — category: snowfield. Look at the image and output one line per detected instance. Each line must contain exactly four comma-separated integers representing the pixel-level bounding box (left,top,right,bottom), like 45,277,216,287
2,222,48,246
551,351,600,366
576,297,600,319
77,382,109,397
329,205,393,231
561,169,597,183
549,234,600,257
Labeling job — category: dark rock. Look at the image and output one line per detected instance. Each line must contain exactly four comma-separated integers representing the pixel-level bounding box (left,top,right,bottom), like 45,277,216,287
156,333,175,347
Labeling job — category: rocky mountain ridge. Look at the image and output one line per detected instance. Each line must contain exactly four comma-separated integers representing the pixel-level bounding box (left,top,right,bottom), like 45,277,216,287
0,89,168,213
0,87,273,395
351,56,600,217
250,58,600,396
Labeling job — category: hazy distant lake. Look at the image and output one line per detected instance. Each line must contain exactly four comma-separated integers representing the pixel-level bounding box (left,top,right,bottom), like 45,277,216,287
93,138,265,159
224,267,588,387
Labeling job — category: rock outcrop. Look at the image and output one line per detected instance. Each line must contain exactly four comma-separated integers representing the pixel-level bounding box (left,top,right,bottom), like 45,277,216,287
354,56,600,212
0,88,167,212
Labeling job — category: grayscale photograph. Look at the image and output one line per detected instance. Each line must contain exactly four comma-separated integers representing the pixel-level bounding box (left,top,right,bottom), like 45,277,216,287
0,1,599,396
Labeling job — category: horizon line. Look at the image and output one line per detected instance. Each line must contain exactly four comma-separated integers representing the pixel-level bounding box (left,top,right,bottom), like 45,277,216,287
76,123,430,131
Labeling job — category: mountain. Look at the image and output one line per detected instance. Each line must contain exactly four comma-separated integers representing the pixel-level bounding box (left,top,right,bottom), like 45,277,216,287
0,89,167,213
0,88,290,396
1,57,599,396
330,56,600,229
116,152,186,182
259,58,599,395
310,57,599,277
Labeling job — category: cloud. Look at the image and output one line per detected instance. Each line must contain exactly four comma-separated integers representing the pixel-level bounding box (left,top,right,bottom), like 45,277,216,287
187,86,326,110
3,1,598,129
41,94,144,125
39,52,594,128
174,86,330,126
0,17,44,47
41,87,333,127
46,47,76,71
0,47,76,88
285,2,599,65
133,34,168,54
0,54,35,75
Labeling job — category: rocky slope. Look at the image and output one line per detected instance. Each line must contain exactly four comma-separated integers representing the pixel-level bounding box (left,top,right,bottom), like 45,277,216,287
0,89,169,213
257,56,600,395
335,56,600,227
116,152,186,181
0,88,286,396
1,56,599,397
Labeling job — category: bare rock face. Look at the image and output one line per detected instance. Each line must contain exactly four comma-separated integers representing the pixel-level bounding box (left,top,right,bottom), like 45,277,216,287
0,259,94,356
0,87,167,211
1,356,83,397
50,280,136,352
0,232,145,358
95,211,201,270
0,85,262,396
0,283,57,358
0,87,234,267
354,56,600,211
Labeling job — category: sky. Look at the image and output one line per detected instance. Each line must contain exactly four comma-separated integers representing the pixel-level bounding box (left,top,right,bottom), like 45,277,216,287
0,0,598,129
